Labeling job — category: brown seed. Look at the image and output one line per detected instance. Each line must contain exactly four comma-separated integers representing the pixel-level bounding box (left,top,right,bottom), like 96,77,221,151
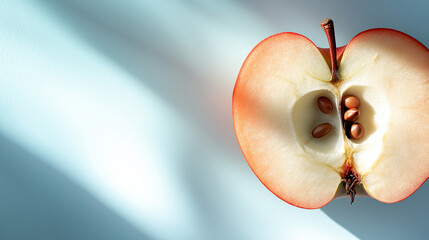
343,95,361,109
350,123,365,140
312,123,332,138
344,108,360,122
317,96,333,114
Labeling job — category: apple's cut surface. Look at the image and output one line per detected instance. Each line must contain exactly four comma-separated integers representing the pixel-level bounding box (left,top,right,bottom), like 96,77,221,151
233,18,429,209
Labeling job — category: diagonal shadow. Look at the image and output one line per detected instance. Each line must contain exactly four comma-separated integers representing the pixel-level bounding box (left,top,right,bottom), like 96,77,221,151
0,134,151,240
178,147,246,240
322,182,429,240
32,2,429,239
38,0,242,157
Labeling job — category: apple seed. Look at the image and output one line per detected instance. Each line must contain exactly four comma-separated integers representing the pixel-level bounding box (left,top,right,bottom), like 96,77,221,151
344,108,360,122
317,96,333,114
312,123,332,138
343,95,361,109
350,123,365,139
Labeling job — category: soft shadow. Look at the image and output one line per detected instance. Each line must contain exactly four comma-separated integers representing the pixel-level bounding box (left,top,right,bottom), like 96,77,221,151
178,148,246,240
0,134,150,240
38,0,241,159
322,182,429,240
33,2,429,239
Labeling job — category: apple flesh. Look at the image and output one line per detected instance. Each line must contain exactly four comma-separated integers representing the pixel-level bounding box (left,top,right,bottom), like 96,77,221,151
233,19,429,209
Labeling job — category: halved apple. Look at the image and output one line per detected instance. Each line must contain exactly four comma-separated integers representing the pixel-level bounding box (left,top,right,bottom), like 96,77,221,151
233,18,429,209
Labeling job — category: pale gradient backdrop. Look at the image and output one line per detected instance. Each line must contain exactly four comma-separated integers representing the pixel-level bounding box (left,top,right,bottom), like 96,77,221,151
0,0,428,239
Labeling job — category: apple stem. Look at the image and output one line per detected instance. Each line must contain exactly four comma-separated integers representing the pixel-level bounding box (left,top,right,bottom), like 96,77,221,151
321,18,339,84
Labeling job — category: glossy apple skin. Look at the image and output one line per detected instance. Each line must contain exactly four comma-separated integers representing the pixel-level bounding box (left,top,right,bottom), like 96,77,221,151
233,29,429,208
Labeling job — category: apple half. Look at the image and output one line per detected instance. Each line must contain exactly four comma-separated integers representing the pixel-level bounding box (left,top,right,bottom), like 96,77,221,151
233,18,429,209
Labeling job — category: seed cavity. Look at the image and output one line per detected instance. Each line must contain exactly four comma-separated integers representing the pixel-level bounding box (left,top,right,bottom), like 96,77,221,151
312,123,331,138
312,94,365,140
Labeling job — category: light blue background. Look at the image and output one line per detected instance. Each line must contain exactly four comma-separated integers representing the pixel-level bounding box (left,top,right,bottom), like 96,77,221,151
0,0,428,239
